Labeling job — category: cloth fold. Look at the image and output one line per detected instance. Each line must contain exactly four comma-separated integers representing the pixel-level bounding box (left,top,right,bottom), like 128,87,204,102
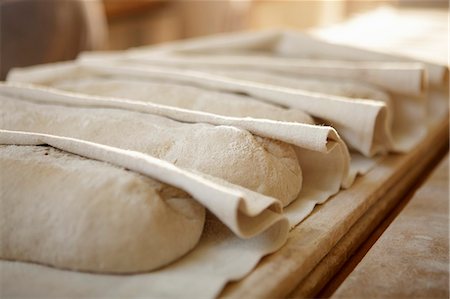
0,129,289,240
118,52,427,97
128,29,446,88
72,29,446,156
0,82,352,225
2,12,448,299
9,62,391,157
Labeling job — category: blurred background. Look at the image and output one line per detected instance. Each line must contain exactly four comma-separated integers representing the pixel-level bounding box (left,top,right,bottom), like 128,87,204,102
0,0,448,79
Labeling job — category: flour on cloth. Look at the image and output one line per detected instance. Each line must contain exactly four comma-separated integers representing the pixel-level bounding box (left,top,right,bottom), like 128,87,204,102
9,62,390,157
0,82,353,215
0,92,302,207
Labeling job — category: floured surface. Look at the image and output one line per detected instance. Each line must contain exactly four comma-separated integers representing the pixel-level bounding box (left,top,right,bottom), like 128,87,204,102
333,155,449,299
289,135,447,299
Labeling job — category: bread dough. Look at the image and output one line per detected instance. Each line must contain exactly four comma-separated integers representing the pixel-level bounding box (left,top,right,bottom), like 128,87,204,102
51,76,314,124
205,69,390,102
0,96,302,206
0,145,205,273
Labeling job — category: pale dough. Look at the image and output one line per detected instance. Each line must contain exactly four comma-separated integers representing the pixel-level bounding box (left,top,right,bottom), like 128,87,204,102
0,145,205,273
51,76,314,124
0,96,302,206
205,69,394,128
206,69,390,102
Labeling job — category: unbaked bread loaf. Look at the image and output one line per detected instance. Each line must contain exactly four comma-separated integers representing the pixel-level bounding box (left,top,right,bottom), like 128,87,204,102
0,145,205,273
51,76,314,124
0,96,302,206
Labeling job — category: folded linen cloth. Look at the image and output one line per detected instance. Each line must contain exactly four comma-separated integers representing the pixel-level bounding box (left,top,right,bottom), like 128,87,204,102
0,82,352,224
113,28,447,148
113,52,426,97
112,27,447,129
127,29,446,88
309,12,450,128
9,62,390,157
1,90,302,207
187,67,426,152
3,15,447,299
77,28,447,155
0,129,290,241
78,50,428,155
8,61,393,178
0,79,348,295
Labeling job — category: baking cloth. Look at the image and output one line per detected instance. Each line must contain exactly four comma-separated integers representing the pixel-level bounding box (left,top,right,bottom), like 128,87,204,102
2,22,448,298
0,82,349,298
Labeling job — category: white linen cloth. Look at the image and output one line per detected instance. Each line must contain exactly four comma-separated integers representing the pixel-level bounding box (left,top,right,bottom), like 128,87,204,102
68,27,448,157
0,81,352,298
9,61,391,157
2,11,448,297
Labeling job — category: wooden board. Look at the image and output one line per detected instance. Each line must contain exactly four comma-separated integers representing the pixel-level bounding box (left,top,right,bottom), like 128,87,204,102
331,155,449,298
290,127,449,298
220,117,449,298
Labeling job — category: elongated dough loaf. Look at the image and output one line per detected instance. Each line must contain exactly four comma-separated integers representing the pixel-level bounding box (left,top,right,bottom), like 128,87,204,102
0,96,301,206
204,69,390,102
0,145,205,273
51,76,314,124
52,71,391,129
